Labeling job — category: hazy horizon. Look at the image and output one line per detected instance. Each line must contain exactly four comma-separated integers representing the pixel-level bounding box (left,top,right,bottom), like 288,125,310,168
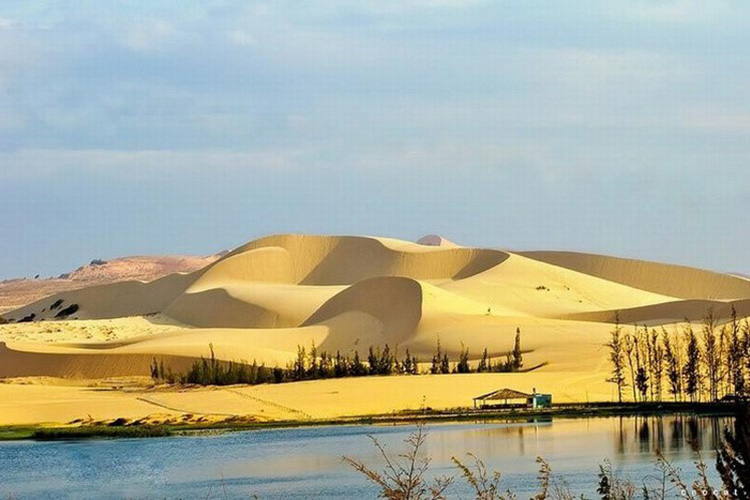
2,1,750,279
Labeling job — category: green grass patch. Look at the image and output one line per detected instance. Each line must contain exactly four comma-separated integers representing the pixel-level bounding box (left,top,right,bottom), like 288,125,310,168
31,425,172,440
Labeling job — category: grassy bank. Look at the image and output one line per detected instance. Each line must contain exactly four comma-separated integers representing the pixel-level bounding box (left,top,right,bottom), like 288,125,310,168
0,401,738,441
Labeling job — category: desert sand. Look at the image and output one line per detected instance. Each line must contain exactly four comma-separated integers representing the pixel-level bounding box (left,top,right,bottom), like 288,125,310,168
1,234,748,427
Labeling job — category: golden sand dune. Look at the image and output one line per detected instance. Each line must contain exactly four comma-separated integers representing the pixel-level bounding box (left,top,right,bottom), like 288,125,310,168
563,298,750,325
521,251,750,300
1,234,749,424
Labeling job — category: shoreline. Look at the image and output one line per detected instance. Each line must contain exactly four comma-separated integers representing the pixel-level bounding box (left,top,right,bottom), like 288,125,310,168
0,401,737,442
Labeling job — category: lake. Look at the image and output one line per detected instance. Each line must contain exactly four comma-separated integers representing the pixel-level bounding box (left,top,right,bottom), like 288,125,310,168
0,415,731,499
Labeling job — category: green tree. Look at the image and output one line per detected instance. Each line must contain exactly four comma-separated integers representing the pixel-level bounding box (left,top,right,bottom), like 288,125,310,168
605,318,627,403
307,341,318,379
430,338,442,375
684,325,701,402
440,352,450,374
478,348,489,373
702,311,720,402
729,308,746,396
650,329,664,401
512,327,523,370
457,345,470,374
662,328,682,401
352,350,366,376
294,345,306,381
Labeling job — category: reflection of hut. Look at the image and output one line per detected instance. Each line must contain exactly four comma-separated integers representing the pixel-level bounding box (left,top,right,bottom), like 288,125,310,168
473,388,552,409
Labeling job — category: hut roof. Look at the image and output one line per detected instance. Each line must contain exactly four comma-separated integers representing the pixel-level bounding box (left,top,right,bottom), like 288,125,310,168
473,388,532,401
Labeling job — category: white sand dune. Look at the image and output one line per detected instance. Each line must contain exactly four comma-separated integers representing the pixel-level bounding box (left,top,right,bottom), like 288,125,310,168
1,233,749,424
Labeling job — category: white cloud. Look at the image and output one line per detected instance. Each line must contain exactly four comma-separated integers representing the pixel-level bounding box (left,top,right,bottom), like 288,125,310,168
622,1,732,24
122,20,178,51
227,29,257,47
0,149,307,180
681,107,750,133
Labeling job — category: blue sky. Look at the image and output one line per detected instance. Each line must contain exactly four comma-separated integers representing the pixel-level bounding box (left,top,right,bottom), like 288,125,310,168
1,1,749,279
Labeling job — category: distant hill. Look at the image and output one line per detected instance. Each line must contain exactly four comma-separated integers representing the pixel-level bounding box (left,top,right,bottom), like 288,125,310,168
0,254,221,314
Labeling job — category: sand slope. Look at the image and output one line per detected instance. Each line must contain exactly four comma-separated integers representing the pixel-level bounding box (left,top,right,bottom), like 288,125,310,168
521,251,750,300
1,234,749,425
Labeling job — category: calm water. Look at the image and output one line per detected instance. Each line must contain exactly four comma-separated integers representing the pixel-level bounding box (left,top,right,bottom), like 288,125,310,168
0,415,730,499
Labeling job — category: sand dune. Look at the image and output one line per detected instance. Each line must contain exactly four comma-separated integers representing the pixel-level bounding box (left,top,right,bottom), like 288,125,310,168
563,298,750,325
2,233,749,425
521,251,750,300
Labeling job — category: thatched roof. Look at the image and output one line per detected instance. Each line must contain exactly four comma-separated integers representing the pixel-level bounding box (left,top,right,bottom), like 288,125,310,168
473,388,531,401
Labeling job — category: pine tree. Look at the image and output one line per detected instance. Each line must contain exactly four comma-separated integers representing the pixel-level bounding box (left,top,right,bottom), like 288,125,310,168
319,351,332,378
334,351,345,378
402,350,413,375
430,338,442,374
512,327,523,371
294,345,306,381
478,348,489,373
308,341,318,379
440,352,450,374
410,355,420,375
378,344,394,375
368,346,378,375
352,350,366,376
457,345,470,373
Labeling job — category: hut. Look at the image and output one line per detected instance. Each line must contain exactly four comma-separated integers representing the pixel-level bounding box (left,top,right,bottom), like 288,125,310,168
472,388,531,409
473,388,553,409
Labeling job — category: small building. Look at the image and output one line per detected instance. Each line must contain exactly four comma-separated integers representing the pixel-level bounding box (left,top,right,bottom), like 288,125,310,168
528,393,552,409
473,388,552,410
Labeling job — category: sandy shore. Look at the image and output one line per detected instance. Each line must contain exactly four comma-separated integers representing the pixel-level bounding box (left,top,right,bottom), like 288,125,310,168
0,370,613,427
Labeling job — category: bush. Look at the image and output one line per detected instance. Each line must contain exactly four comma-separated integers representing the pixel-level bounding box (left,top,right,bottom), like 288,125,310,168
55,304,79,319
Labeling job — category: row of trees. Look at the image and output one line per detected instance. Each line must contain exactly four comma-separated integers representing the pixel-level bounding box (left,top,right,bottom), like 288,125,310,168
606,309,750,403
150,346,284,385
152,329,525,386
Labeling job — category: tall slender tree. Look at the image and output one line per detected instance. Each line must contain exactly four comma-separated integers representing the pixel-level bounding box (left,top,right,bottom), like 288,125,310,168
702,311,720,402
605,318,627,403
662,328,682,401
512,327,523,370
684,325,701,402
624,331,637,401
650,329,664,402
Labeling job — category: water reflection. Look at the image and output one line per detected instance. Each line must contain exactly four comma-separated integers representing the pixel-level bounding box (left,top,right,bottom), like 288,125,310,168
613,415,730,456
0,415,733,499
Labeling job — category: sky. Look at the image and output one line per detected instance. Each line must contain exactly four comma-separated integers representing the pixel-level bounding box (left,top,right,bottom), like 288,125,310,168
1,1,749,279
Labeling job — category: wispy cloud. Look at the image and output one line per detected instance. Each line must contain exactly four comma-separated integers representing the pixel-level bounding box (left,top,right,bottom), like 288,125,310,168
0,149,307,180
